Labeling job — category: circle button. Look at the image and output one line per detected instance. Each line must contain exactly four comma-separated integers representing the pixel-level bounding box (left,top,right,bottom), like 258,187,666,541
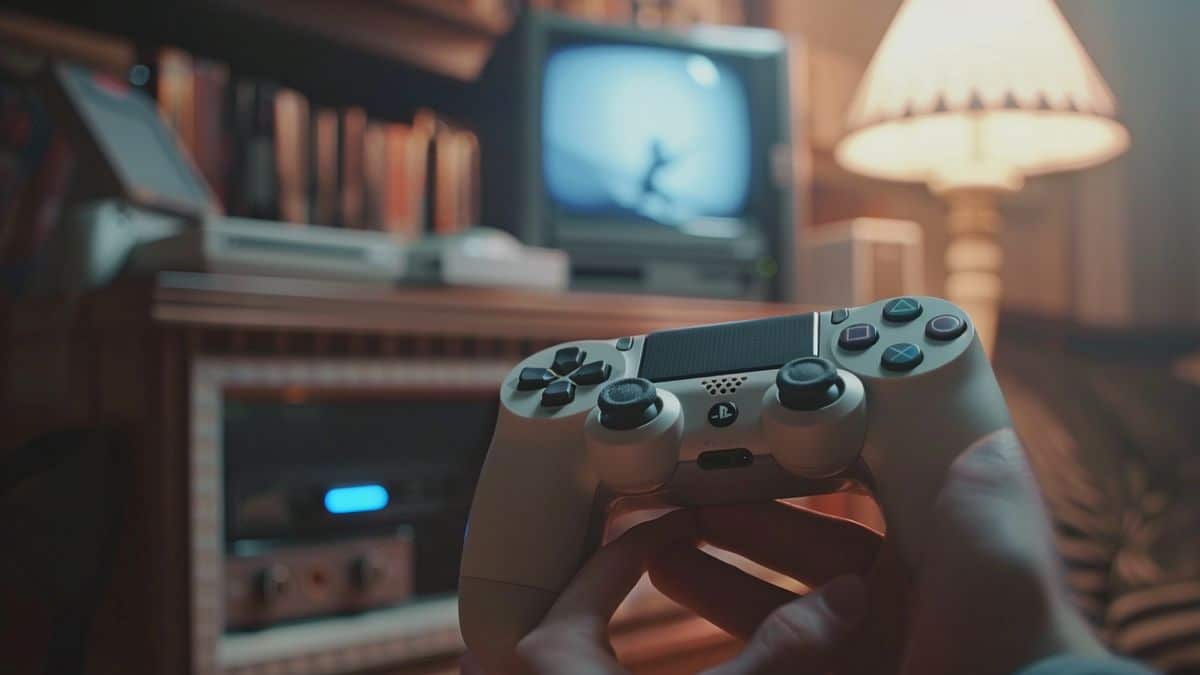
707,401,738,427
926,314,968,341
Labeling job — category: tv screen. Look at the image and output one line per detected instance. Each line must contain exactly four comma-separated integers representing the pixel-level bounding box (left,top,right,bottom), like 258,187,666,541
542,45,752,231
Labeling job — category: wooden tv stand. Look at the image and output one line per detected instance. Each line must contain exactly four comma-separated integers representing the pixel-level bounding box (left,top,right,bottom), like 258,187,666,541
2,273,807,675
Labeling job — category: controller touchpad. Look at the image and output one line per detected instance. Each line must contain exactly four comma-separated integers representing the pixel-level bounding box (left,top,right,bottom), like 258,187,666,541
639,313,818,382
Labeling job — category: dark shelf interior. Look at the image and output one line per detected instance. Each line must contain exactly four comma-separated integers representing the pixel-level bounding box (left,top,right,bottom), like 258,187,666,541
4,0,513,121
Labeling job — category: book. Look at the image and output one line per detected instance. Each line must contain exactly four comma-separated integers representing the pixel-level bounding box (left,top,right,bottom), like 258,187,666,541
339,106,366,228
309,106,339,227
382,121,431,239
362,120,387,231
190,58,229,209
425,111,479,235
273,88,309,224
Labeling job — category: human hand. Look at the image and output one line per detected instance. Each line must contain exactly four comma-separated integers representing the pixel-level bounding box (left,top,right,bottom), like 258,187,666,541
465,428,1108,674
649,428,1109,675
464,507,871,675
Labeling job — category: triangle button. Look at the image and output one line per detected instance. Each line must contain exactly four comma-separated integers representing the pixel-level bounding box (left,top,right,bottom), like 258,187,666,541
883,297,923,323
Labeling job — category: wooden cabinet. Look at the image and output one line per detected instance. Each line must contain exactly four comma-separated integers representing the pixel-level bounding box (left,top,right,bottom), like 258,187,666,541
2,273,803,674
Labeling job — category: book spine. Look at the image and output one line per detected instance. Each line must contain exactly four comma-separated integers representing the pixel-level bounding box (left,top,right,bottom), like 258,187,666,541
192,58,229,209
310,106,340,227
339,106,367,228
273,88,310,224
362,120,388,232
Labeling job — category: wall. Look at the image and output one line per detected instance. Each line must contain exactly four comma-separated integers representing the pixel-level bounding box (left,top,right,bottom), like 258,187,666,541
769,0,1200,329
1060,0,1200,327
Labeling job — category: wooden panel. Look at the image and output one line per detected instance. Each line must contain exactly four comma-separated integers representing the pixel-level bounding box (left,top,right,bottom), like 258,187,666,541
2,275,797,674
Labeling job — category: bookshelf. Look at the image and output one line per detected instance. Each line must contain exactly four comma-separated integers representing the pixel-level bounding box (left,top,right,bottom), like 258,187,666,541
2,1,501,121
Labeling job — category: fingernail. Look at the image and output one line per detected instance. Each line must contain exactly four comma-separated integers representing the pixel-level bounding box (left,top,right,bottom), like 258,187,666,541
819,575,867,624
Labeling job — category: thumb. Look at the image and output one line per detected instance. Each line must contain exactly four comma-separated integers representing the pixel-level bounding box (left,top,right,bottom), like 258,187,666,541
904,428,1104,675
702,574,867,675
931,427,1058,573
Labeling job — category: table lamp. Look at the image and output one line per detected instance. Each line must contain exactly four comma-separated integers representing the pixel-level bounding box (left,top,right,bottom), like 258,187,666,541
835,0,1130,354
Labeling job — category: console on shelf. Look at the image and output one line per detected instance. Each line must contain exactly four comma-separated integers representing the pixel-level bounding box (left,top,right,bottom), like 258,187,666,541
1,272,799,675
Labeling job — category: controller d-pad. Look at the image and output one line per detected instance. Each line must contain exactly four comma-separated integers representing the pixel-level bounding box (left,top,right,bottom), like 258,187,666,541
541,379,576,407
517,367,557,390
551,347,586,375
571,360,612,386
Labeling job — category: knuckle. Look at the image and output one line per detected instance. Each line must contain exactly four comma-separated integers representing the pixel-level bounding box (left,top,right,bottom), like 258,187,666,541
756,601,835,660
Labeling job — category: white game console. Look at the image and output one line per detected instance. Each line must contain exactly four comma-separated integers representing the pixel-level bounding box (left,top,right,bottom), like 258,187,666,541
34,200,569,293
126,215,408,284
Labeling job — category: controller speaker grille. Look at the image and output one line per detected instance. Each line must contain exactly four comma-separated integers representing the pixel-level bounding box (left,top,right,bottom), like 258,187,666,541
700,375,749,396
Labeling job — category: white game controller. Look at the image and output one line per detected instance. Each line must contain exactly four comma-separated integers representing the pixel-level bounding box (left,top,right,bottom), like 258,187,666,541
459,296,1012,669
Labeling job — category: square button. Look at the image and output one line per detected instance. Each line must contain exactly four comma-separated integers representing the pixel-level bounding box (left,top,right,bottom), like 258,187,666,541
838,323,879,351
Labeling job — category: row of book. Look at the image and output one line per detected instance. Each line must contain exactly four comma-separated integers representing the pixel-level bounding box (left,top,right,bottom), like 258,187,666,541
151,48,479,237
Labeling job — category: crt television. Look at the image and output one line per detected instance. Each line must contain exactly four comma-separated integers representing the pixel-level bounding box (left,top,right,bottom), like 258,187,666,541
475,11,798,300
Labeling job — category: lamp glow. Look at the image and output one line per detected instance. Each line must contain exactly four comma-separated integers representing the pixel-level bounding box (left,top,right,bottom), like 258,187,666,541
324,484,389,514
836,0,1129,191
835,0,1130,356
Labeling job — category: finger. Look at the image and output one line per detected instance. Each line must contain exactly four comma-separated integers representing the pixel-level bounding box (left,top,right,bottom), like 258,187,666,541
701,575,868,675
459,652,485,675
542,509,697,631
696,501,881,585
648,544,799,639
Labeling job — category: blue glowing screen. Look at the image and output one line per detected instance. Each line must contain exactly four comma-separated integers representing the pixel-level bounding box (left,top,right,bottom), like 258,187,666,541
323,484,390,514
542,45,751,228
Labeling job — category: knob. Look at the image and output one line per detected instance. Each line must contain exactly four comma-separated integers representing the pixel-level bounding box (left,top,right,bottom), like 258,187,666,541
350,554,388,590
598,378,661,430
777,358,843,411
254,564,291,604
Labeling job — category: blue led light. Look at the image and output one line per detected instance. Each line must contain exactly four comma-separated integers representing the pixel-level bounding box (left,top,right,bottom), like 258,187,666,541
324,484,389,514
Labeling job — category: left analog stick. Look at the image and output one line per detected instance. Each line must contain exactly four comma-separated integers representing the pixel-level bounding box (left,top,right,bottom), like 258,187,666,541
598,378,661,430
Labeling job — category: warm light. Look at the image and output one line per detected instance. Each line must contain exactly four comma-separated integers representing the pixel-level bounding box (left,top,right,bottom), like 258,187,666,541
836,0,1129,189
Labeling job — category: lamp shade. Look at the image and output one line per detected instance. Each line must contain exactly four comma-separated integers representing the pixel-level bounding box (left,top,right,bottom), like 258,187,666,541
836,0,1129,190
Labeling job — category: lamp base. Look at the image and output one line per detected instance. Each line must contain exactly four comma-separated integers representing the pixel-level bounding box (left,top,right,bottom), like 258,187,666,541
939,187,1006,356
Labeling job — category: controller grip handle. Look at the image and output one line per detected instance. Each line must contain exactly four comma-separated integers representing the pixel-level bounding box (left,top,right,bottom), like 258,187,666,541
864,334,1013,566
459,405,600,668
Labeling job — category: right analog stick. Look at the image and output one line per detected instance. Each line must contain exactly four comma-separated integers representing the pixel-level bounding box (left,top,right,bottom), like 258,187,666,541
777,357,844,411
598,378,661,430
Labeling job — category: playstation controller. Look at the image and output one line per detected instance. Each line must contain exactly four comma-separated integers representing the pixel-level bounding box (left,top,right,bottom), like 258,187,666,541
459,296,1012,668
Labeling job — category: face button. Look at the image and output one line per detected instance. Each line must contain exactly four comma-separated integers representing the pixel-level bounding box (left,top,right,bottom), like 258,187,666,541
777,357,843,410
838,323,879,351
615,336,635,351
831,308,850,324
881,342,924,372
707,401,738,427
571,360,612,386
517,367,557,391
598,378,660,430
551,347,586,375
883,297,923,323
541,379,576,407
926,314,967,341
